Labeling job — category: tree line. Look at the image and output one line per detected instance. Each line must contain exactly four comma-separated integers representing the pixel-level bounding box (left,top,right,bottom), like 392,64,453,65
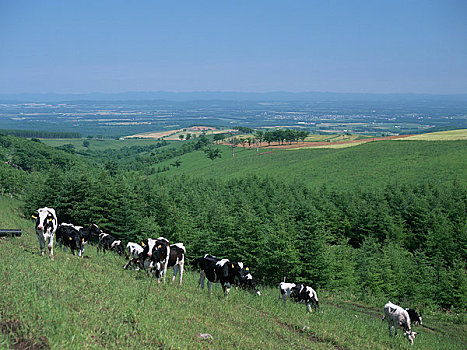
0,130,81,139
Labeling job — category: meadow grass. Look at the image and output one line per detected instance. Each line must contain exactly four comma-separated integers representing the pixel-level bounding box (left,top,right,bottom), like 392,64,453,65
0,196,465,349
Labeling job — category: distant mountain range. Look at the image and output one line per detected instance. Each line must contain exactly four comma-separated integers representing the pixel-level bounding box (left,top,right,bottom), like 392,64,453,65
1,91,467,102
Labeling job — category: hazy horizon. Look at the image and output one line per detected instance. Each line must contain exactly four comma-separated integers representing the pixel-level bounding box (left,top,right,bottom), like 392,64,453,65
2,1,467,95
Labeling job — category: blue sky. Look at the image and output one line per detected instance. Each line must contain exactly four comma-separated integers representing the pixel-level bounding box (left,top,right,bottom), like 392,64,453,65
1,0,466,94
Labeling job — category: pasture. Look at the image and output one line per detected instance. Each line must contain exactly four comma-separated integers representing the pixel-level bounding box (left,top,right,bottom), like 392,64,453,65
0,197,465,349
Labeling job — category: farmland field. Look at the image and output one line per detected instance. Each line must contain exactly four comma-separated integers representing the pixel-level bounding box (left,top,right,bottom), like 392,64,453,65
402,129,467,141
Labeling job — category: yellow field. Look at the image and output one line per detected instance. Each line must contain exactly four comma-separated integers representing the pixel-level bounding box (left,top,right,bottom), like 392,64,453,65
401,129,467,141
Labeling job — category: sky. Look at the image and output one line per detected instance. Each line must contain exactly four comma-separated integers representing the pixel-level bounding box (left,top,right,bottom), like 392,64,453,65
1,0,467,94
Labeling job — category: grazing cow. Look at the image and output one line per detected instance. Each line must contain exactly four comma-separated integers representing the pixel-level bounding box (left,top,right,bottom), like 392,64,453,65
197,254,246,296
279,282,319,312
97,232,126,256
32,207,58,261
56,223,84,256
123,242,144,270
236,263,261,296
291,284,319,312
383,301,417,344
405,308,423,325
151,243,186,285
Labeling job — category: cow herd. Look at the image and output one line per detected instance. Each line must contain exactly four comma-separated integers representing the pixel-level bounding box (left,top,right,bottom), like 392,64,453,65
32,207,423,344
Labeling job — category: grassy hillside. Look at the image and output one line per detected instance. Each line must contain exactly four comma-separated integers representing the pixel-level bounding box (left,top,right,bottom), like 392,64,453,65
0,196,465,349
154,140,467,189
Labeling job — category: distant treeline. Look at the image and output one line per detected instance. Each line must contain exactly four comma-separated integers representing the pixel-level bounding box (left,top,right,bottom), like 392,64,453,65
0,129,81,139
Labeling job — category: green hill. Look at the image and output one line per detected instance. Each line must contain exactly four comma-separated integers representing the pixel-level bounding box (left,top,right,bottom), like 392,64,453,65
0,196,465,349
154,140,467,189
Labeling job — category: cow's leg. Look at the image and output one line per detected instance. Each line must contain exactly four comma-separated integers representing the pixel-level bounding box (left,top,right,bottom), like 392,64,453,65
178,260,184,285
37,233,46,256
172,264,179,283
199,271,206,289
47,234,54,261
306,302,312,313
388,323,393,337
207,280,212,295
162,259,168,284
223,283,231,297
79,241,86,257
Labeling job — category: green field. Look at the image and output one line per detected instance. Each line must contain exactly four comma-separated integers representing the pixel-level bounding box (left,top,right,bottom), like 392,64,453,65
0,196,464,349
152,140,467,189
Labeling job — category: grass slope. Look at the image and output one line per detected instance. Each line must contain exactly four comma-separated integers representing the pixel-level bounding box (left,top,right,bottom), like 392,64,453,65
157,140,467,189
0,197,465,349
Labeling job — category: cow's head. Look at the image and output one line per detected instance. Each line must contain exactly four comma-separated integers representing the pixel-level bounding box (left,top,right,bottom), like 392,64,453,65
407,309,423,325
244,273,261,296
151,243,168,263
88,223,102,236
33,207,56,233
237,265,261,296
412,312,422,325
141,238,157,257
111,240,127,257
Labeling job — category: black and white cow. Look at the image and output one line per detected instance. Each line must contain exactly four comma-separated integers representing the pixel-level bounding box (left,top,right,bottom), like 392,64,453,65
383,301,417,344
279,282,319,313
405,308,423,325
97,232,126,256
235,262,261,296
151,242,186,285
123,242,144,270
197,254,246,296
152,237,171,281
56,223,83,256
32,207,58,261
